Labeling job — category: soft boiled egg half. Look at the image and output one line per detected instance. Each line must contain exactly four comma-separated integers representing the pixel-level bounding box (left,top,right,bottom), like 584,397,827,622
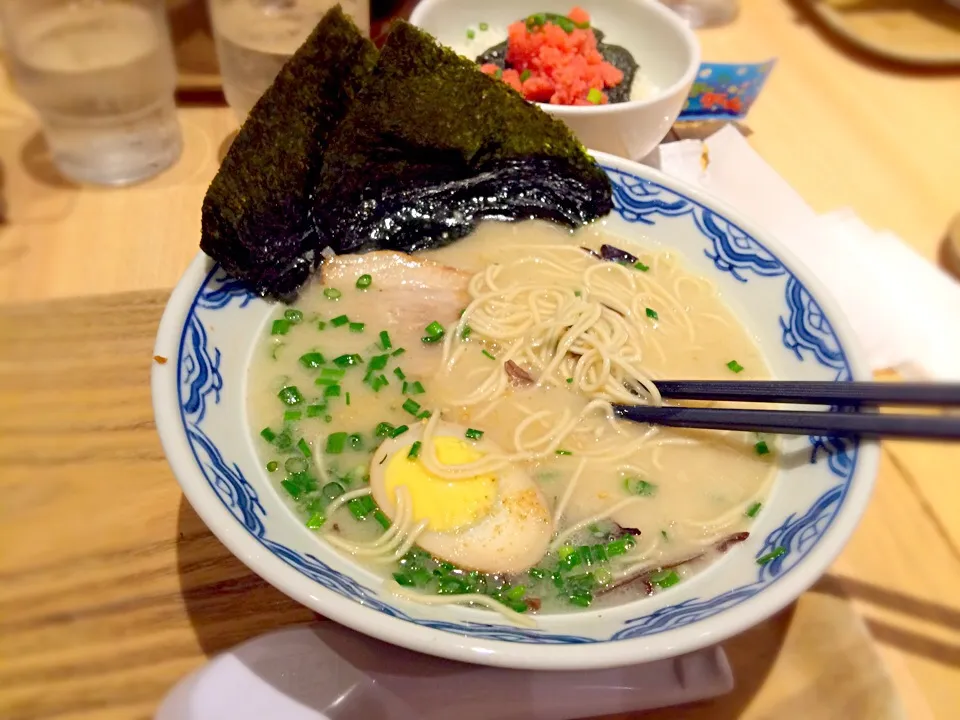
369,421,553,574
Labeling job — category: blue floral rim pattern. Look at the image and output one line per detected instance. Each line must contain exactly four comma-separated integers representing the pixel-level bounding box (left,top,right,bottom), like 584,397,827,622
176,166,859,644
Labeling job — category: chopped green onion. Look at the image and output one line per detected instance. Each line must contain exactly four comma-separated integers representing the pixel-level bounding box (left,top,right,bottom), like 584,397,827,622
284,456,307,474
755,441,770,456
322,481,345,500
284,309,303,323
271,343,284,360
345,392,351,406
465,428,484,441
466,28,475,39
324,384,341,398
306,511,325,529
331,314,349,327
374,510,391,529
271,319,291,335
587,87,603,105
645,307,659,321
266,460,279,472
555,449,572,456
349,433,363,451
423,321,444,339
356,274,372,289
333,353,363,367
277,386,304,406
298,352,325,369
407,441,422,460
417,410,432,420
324,415,332,423
482,349,496,360
371,374,389,392
460,325,472,340
757,547,786,565
379,330,392,350
393,367,406,381
273,430,293,451
529,567,547,580
391,347,406,357
320,367,346,380
314,377,337,386
727,359,744,373
634,261,650,272
746,502,763,518
566,377,574,384
650,569,680,588
369,354,389,371
606,539,629,557
280,479,301,499
294,438,311,459
393,571,416,587
505,585,526,601
661,530,669,540
520,69,531,82
389,424,409,438
402,398,421,416
479,21,489,31
624,477,657,496
406,381,425,395
568,593,592,607
284,410,302,422
375,422,396,437
317,321,327,330
348,495,376,520
323,288,341,300
325,432,347,454
306,404,326,418
260,427,277,442
349,322,365,333
574,290,582,297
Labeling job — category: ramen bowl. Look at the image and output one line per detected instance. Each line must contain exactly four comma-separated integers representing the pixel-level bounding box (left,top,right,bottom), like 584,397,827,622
152,154,879,670
409,0,700,161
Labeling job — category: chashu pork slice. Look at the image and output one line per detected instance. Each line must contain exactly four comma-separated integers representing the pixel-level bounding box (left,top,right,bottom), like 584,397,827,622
320,251,470,373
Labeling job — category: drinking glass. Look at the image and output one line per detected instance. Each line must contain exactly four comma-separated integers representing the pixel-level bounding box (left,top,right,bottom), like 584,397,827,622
0,0,183,186
208,0,370,124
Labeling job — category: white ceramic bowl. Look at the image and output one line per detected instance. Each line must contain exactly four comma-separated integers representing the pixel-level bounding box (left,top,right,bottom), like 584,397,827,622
152,153,879,670
409,0,700,161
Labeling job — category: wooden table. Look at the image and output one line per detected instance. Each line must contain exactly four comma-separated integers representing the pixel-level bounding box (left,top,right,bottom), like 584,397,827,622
2,1,959,718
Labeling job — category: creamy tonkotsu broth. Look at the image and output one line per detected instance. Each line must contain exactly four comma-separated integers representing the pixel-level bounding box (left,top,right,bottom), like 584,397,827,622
249,220,776,624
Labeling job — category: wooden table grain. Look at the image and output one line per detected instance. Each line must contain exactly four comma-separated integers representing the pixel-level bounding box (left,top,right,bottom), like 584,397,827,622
1,1,959,718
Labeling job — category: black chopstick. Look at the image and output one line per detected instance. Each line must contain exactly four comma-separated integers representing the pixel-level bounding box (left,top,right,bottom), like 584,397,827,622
613,405,960,440
653,381,960,407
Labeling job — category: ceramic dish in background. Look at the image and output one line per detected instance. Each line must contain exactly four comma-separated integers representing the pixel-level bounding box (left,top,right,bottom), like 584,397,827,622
408,0,700,161
152,152,879,670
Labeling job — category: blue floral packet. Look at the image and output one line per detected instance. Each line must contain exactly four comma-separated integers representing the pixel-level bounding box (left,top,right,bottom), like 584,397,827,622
678,60,776,122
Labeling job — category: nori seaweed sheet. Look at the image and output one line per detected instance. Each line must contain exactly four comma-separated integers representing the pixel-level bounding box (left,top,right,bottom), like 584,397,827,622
311,21,612,256
199,7,377,300
475,28,639,105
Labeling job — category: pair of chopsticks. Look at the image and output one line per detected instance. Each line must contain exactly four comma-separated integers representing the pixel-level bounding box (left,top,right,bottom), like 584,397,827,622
613,381,960,440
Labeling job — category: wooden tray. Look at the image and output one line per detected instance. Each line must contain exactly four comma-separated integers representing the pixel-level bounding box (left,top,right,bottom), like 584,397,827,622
0,290,903,720
799,0,960,67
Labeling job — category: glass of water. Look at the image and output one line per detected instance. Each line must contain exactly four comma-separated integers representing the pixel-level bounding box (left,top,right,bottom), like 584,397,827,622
0,0,183,186
208,0,370,124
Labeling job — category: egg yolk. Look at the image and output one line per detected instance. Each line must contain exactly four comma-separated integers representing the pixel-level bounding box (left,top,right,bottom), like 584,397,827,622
384,436,497,532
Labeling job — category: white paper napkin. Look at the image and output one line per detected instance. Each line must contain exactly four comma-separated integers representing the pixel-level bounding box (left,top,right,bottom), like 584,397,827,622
655,124,960,381
156,624,733,720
